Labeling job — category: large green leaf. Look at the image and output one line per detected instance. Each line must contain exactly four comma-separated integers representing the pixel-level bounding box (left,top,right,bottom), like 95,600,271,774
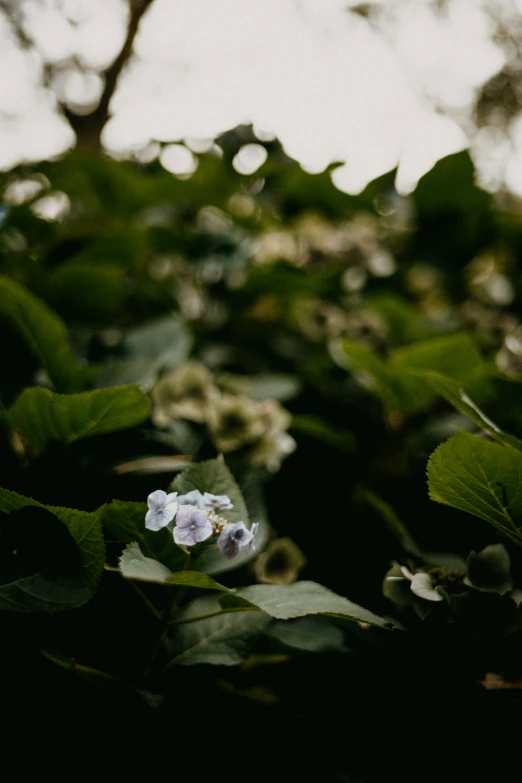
389,333,484,411
230,581,397,628
8,385,150,452
119,543,228,591
0,275,81,392
265,617,346,653
167,595,270,666
0,488,104,611
342,333,486,414
428,431,522,544
101,500,187,572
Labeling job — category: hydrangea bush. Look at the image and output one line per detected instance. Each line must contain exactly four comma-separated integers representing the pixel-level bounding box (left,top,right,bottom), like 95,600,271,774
3,133,522,781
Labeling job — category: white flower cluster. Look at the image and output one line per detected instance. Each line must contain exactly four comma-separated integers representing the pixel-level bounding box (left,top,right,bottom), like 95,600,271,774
145,488,258,560
151,362,296,471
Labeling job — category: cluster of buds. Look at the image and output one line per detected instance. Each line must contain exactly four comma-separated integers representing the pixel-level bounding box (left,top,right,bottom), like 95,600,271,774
151,362,296,472
145,488,258,560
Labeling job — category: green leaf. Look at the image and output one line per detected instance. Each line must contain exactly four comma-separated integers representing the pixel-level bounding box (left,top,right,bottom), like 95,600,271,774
0,275,81,392
124,316,192,362
118,542,228,590
265,617,346,653
8,385,150,452
341,333,486,415
367,294,430,344
97,316,192,388
119,542,173,583
172,456,249,525
164,572,229,590
232,581,397,628
101,500,187,572
341,340,402,410
427,431,522,544
47,261,126,322
167,595,270,666
421,373,522,453
388,333,485,413
0,488,104,611
464,544,513,594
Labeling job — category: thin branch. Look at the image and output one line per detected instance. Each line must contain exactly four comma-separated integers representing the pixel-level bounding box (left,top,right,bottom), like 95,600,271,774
0,1,32,49
64,0,156,149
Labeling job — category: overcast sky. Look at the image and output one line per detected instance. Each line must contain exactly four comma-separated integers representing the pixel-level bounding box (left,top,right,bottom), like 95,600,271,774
0,0,520,195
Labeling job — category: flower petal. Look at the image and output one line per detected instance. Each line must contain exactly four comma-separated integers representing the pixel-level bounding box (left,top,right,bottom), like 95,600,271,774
173,506,212,546
217,531,241,559
217,522,253,559
162,494,179,522
410,572,444,602
145,508,170,531
147,489,167,512
193,518,213,543
202,492,233,511
175,504,199,528
178,490,205,507
174,525,197,546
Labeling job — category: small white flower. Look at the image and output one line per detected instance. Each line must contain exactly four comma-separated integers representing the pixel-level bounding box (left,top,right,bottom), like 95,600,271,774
173,504,213,546
201,492,233,511
177,489,205,507
145,490,179,531
217,522,254,560
410,572,444,602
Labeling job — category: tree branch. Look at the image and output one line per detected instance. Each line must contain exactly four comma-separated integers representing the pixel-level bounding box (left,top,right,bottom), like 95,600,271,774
64,0,156,150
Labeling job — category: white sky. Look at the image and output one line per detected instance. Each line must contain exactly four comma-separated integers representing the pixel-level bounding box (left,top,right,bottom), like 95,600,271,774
0,0,520,195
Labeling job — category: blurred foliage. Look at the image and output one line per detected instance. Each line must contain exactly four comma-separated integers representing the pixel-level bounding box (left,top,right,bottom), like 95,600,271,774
4,129,522,781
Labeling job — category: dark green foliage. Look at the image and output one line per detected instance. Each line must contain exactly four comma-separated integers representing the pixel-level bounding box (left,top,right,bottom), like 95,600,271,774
4,136,522,783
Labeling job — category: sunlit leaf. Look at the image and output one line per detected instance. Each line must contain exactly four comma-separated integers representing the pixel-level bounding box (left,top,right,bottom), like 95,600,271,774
8,385,150,452
428,431,522,544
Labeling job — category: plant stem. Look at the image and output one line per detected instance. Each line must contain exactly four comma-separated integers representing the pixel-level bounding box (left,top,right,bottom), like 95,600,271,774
144,552,192,681
168,551,192,620
127,579,163,622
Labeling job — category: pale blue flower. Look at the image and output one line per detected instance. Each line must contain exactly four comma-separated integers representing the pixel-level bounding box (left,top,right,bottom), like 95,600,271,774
202,492,234,512
145,490,178,531
177,489,205,507
248,522,259,552
173,504,213,546
217,522,254,560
